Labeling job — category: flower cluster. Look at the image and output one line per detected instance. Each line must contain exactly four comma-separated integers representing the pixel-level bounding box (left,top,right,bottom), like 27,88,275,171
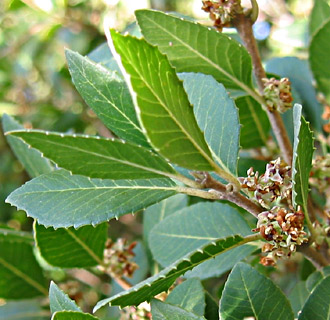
121,302,151,320
99,238,138,279
256,206,308,266
202,0,243,31
240,158,308,266
262,77,293,113
239,158,292,209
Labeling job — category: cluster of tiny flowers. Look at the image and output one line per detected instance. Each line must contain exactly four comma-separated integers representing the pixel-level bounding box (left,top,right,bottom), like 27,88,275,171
98,238,138,278
120,302,151,320
239,158,308,266
262,77,293,113
239,158,292,209
202,0,243,31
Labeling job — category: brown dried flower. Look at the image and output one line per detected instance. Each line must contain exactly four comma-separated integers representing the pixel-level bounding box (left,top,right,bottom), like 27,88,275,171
202,0,243,31
99,238,138,279
262,77,293,112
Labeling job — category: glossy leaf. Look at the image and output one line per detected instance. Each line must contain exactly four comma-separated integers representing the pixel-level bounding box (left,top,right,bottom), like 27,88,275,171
49,282,81,313
219,263,294,320
0,230,48,299
143,194,188,247
2,114,53,178
235,95,270,148
179,73,240,174
310,0,330,36
149,202,252,266
292,104,314,211
52,311,98,320
266,57,322,131
299,276,330,320
6,170,177,228
166,278,205,316
66,50,149,147
109,30,214,171
35,223,107,268
135,10,254,93
0,300,49,320
8,130,176,180
94,234,259,310
310,20,330,103
151,299,206,320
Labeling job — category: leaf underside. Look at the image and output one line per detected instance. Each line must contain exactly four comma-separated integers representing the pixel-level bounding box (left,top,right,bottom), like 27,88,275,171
6,170,177,228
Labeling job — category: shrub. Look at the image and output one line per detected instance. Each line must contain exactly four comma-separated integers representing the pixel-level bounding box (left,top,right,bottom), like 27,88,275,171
2,0,330,319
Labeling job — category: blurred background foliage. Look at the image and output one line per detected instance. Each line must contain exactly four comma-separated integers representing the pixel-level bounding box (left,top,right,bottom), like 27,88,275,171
0,0,320,244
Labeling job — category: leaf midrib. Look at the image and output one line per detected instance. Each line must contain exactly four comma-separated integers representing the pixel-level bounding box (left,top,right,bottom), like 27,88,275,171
139,13,256,98
70,56,144,134
10,185,178,196
118,39,215,170
0,255,48,296
65,229,104,266
15,133,174,178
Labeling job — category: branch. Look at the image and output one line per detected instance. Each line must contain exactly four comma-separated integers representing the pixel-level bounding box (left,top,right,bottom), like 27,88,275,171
233,14,293,165
178,173,263,217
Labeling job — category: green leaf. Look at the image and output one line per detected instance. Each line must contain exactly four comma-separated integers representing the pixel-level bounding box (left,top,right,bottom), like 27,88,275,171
179,73,240,174
143,194,188,247
266,57,322,131
94,234,260,310
109,30,215,171
88,42,121,74
49,282,81,313
235,96,270,148
0,300,50,319
35,223,107,268
306,266,330,292
52,311,98,320
8,130,176,180
205,293,219,320
288,281,309,316
185,244,257,280
6,170,177,228
151,299,206,320
310,0,330,36
66,50,149,147
149,202,252,267
310,20,330,103
219,262,294,320
2,114,53,178
0,231,48,299
292,104,314,211
166,278,205,316
135,10,254,94
298,276,330,320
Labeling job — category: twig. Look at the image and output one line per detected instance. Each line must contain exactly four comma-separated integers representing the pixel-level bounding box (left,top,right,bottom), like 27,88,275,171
178,173,263,217
233,14,293,165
